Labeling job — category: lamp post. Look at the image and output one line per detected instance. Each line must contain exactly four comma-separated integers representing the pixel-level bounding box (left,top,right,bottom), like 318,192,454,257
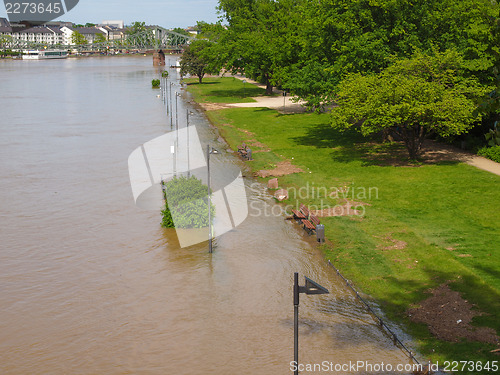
207,144,219,253
175,92,180,132
293,273,329,375
169,82,174,128
242,79,246,98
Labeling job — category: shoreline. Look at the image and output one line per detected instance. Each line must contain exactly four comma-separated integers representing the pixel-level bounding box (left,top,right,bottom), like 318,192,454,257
183,76,500,370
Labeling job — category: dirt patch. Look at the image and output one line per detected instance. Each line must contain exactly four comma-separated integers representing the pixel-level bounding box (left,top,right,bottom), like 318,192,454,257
408,284,500,345
255,160,304,178
199,102,231,111
376,233,408,251
245,140,271,153
237,128,255,136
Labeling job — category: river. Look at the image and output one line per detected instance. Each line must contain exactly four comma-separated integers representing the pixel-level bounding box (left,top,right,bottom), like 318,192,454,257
0,56,415,374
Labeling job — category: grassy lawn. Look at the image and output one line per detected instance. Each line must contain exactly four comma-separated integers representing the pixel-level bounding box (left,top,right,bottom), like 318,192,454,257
183,76,267,103
187,79,500,368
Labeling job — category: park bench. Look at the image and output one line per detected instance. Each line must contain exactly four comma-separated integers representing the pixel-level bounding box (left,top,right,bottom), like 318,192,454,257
303,214,320,235
237,143,252,160
291,203,309,222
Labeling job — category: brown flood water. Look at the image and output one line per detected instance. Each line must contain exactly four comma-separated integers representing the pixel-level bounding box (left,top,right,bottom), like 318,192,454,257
0,56,416,374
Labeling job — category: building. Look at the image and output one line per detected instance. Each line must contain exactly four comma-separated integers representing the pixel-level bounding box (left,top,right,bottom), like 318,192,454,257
60,26,107,45
0,17,13,37
101,20,124,29
99,25,125,41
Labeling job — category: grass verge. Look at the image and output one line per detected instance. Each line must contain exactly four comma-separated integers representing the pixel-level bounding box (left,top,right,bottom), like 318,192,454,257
187,79,500,370
183,76,267,103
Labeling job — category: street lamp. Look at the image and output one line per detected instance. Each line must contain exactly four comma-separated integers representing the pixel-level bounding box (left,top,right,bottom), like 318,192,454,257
169,82,174,127
207,144,219,253
293,272,329,375
175,92,181,131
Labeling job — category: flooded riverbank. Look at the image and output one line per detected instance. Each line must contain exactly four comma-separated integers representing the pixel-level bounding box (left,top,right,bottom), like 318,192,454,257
0,56,415,374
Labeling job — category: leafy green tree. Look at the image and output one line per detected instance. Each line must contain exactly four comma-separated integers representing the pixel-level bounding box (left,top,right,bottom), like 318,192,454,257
216,0,300,95
1,34,12,58
172,27,189,36
126,21,147,35
331,51,486,159
95,33,106,43
71,30,87,45
283,0,497,109
180,39,220,83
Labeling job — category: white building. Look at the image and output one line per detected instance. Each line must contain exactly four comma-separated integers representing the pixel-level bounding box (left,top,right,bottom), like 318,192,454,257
60,26,107,45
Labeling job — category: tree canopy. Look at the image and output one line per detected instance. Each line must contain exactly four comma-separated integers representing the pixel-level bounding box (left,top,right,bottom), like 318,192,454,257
180,39,221,83
204,0,497,104
71,30,87,45
330,51,486,158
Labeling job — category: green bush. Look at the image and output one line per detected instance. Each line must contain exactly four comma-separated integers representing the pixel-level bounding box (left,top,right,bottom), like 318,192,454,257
152,79,160,88
161,71,169,77
478,145,500,163
161,176,215,229
161,204,175,228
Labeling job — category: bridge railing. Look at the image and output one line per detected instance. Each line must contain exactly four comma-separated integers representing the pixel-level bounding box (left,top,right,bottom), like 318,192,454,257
0,27,194,52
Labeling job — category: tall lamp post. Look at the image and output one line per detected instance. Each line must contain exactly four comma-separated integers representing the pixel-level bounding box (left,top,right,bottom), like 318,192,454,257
293,273,329,375
207,144,219,253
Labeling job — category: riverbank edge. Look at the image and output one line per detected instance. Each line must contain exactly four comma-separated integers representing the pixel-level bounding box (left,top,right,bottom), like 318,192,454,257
183,79,500,370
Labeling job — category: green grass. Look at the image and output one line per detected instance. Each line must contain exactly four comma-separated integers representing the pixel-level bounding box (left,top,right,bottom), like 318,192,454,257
189,85,500,369
183,77,267,103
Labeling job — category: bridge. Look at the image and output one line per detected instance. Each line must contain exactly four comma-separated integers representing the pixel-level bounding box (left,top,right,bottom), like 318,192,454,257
0,26,194,52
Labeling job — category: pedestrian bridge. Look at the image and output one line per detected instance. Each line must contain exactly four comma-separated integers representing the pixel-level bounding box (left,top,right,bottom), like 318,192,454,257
0,26,194,51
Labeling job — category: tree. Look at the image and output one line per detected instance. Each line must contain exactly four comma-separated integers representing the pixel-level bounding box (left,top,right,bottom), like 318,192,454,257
71,30,87,45
330,51,486,159
95,33,106,43
126,21,147,35
171,27,189,36
282,0,497,109
216,0,301,95
180,39,220,83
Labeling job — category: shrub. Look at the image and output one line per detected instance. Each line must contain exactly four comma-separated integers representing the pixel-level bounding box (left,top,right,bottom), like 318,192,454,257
477,145,500,163
161,71,169,77
152,79,160,88
161,176,215,229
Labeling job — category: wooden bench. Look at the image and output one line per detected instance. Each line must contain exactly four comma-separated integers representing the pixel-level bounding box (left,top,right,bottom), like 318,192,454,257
237,143,251,160
303,214,320,235
291,204,309,222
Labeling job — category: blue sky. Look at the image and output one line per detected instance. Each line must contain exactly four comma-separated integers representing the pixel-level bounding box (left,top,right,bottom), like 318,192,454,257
1,0,222,28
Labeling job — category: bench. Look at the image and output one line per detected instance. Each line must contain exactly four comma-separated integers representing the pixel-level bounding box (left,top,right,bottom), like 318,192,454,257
291,203,308,222
237,143,252,160
303,214,320,235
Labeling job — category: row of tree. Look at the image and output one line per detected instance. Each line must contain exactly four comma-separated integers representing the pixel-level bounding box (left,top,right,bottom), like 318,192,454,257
181,0,500,158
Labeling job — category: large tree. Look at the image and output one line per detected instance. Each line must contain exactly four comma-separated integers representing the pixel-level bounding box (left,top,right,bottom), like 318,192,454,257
180,39,220,83
283,0,497,109
330,51,486,159
216,0,301,94
71,30,87,45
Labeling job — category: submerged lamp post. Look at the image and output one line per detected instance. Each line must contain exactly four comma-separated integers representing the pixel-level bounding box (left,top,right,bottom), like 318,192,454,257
293,272,329,375
207,144,219,253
